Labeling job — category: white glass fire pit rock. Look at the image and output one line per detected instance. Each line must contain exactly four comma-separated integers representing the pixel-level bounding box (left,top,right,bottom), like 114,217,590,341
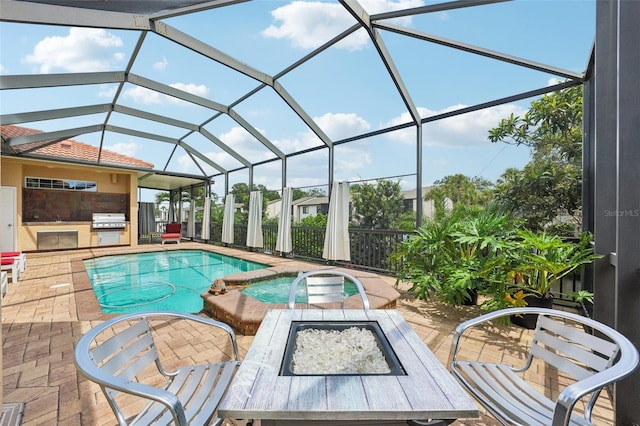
280,321,405,376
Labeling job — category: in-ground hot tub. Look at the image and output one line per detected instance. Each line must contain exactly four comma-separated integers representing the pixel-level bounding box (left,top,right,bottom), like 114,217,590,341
201,266,401,335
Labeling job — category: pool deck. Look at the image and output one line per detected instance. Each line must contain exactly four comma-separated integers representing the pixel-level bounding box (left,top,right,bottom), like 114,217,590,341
1,242,615,425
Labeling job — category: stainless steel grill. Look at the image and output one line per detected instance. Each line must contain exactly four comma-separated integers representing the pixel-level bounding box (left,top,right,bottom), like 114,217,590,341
92,213,126,229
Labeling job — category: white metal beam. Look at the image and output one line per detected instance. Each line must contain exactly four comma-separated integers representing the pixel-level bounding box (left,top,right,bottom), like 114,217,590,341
0,104,112,125
340,0,421,125
0,0,152,30
4,124,103,147
0,72,125,90
150,21,273,86
200,128,251,168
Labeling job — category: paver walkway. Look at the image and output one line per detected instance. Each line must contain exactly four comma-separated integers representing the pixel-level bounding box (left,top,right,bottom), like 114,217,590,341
1,243,614,425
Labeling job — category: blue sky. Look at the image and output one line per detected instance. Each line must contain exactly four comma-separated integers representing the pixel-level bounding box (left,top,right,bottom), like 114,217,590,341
0,0,596,202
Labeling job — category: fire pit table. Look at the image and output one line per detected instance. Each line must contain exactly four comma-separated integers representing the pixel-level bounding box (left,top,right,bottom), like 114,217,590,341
219,309,478,425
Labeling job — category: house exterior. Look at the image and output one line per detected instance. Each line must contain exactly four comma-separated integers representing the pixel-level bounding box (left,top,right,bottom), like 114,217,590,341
400,187,453,219
293,196,329,222
1,125,154,252
265,188,449,225
266,196,330,222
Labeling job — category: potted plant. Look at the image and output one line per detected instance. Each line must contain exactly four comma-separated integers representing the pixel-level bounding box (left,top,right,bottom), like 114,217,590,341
501,230,601,328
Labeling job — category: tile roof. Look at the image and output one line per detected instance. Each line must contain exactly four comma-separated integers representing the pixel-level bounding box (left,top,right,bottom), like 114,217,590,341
1,125,154,169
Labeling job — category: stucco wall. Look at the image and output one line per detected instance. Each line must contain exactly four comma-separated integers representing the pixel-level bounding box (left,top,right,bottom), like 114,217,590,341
1,157,139,252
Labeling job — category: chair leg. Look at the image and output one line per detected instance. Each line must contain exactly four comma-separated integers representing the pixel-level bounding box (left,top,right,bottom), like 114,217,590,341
407,420,455,426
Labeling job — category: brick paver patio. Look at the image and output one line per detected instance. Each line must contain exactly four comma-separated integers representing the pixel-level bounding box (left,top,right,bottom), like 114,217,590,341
1,243,614,425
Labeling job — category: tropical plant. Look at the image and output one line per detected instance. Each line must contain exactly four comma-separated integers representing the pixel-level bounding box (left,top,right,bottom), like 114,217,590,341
500,230,600,305
392,213,455,301
393,205,518,306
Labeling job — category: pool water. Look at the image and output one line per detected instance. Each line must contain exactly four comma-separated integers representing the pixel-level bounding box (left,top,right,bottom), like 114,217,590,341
242,276,359,304
84,250,267,313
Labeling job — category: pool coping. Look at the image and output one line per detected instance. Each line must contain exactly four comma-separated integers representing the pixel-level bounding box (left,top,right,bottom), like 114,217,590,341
71,245,401,334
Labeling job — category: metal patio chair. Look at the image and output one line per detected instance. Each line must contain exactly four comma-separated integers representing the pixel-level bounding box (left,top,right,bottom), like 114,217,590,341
74,311,240,426
288,269,371,310
448,307,639,426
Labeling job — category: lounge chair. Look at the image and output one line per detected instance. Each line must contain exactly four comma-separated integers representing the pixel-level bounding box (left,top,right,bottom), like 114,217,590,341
161,223,182,244
288,269,371,310
74,311,240,426
1,258,19,283
1,251,26,273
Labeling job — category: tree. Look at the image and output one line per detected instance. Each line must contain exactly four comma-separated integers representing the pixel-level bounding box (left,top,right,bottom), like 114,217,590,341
350,180,404,229
297,212,327,228
425,174,493,219
230,183,279,222
488,85,583,233
230,183,251,209
292,187,326,200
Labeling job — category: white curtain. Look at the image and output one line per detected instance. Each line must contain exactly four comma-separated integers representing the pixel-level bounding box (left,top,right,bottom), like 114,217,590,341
275,187,293,253
246,190,264,248
187,199,196,238
222,194,235,244
201,197,211,240
323,181,350,261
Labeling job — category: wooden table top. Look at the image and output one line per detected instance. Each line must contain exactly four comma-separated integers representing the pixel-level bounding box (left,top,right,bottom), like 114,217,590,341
219,309,479,422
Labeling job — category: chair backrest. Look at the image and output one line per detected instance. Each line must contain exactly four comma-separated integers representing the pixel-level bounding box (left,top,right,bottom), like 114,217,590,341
165,223,181,233
305,274,345,308
288,270,370,310
530,314,620,380
78,316,165,424
450,307,639,425
74,311,240,426
528,310,635,421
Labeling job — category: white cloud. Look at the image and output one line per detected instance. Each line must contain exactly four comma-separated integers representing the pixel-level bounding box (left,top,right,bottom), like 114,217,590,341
262,2,356,50
122,83,210,105
97,85,117,99
262,0,423,51
384,103,528,147
104,141,140,158
177,154,196,172
0,63,7,74
360,0,424,18
154,56,169,71
313,112,371,140
548,77,561,86
170,83,209,98
23,28,124,73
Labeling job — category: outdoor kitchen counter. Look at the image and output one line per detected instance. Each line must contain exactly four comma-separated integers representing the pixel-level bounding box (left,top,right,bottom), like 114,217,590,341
23,221,88,225
219,309,479,425
21,222,130,251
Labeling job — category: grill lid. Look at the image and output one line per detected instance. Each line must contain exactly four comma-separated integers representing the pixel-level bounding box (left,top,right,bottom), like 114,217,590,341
92,213,126,229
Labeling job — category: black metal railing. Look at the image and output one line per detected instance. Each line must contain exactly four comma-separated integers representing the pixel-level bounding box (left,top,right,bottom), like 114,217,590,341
165,223,409,274
140,222,581,304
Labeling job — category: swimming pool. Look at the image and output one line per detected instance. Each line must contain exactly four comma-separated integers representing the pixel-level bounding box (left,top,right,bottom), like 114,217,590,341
241,275,359,304
84,250,267,313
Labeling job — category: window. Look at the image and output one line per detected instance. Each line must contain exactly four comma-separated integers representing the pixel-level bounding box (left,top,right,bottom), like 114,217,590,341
302,206,309,214
25,177,97,191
